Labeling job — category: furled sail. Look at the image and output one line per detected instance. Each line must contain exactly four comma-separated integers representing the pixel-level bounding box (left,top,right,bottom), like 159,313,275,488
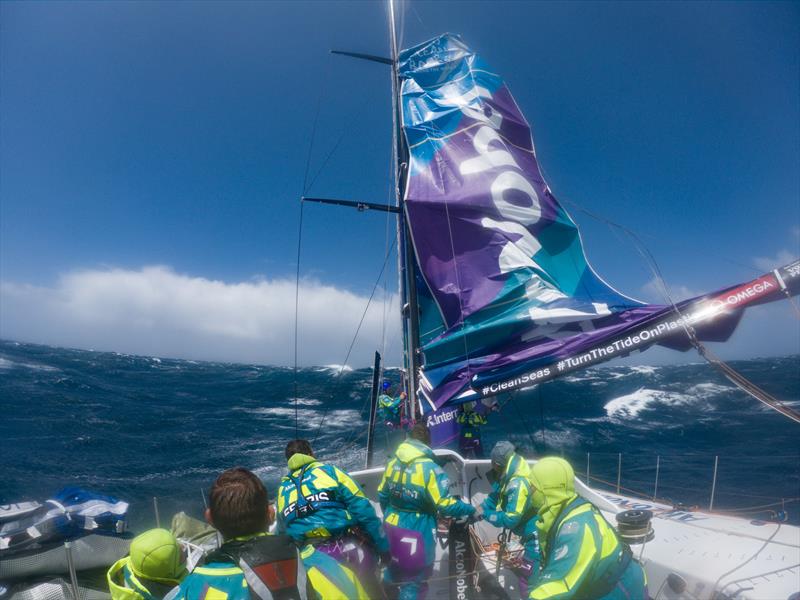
398,34,800,411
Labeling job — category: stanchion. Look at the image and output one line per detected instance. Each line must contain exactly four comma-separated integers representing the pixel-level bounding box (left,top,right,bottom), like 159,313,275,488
616,453,622,494
586,452,591,484
653,455,661,500
64,542,81,600
153,496,161,528
709,456,719,510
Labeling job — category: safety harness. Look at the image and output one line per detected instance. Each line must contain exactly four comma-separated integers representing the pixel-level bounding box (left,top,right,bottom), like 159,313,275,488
282,463,346,525
542,497,633,598
206,534,304,600
385,454,435,513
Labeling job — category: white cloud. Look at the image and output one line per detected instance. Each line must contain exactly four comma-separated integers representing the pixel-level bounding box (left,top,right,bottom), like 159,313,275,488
640,278,701,303
753,249,796,272
0,266,401,366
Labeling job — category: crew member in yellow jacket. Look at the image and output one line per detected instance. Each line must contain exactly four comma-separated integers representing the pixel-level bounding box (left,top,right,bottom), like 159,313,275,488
107,528,187,600
527,457,647,600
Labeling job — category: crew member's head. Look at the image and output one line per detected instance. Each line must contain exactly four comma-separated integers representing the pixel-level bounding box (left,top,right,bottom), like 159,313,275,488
205,467,271,540
490,440,515,475
529,456,576,512
285,439,314,460
128,528,187,585
382,380,392,392
408,423,431,447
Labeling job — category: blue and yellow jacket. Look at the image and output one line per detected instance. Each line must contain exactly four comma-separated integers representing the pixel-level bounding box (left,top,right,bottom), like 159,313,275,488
377,394,402,423
456,409,487,440
377,439,474,566
527,458,647,600
276,453,389,554
167,533,369,600
481,452,537,543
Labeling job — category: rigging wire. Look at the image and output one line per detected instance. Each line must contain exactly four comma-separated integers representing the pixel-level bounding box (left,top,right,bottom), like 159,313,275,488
311,238,398,445
292,201,305,439
292,56,331,439
554,195,800,424
508,391,538,454
537,385,547,453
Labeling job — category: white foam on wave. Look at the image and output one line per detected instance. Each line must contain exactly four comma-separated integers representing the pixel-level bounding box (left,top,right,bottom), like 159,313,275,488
294,398,322,406
604,387,692,419
0,357,60,372
686,382,734,398
238,406,364,429
319,364,353,373
629,365,658,376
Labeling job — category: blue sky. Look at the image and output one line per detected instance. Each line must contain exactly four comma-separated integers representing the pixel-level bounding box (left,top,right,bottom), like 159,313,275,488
1,1,798,366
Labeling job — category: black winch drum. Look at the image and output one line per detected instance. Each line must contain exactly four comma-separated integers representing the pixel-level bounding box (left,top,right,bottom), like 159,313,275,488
615,509,654,544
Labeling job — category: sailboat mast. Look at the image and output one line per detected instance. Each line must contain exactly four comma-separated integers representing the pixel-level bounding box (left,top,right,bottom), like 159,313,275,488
388,0,420,422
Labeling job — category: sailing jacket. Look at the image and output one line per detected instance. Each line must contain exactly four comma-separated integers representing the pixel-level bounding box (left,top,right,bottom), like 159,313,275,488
276,453,388,554
457,409,487,441
108,558,180,600
377,439,475,567
377,393,402,423
168,532,371,600
481,452,538,542
527,458,647,600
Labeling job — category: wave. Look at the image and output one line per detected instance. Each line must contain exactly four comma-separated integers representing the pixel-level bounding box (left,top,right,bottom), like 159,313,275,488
685,382,734,399
604,388,693,420
319,364,353,373
0,357,60,372
236,406,364,429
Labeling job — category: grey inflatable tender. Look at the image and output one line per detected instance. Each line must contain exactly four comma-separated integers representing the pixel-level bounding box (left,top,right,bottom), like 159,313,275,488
3,576,111,600
0,533,131,580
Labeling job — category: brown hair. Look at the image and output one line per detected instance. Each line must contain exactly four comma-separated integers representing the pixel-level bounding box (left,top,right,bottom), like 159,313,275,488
409,423,431,446
285,439,314,460
208,467,268,539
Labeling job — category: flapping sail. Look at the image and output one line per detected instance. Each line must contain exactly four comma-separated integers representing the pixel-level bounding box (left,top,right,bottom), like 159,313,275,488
398,34,800,411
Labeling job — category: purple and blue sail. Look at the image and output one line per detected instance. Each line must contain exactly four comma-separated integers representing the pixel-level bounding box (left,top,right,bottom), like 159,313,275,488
398,34,800,417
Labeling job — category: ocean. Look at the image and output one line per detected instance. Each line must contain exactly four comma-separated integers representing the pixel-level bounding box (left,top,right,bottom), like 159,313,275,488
1,339,798,529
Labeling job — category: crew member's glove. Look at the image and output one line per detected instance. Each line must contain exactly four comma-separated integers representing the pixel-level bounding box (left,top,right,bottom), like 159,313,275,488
484,510,502,526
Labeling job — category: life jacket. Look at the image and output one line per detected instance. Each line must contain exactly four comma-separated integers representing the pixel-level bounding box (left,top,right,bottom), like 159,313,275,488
170,534,306,600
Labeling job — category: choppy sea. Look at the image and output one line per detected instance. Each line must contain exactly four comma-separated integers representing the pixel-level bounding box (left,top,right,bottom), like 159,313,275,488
1,339,798,528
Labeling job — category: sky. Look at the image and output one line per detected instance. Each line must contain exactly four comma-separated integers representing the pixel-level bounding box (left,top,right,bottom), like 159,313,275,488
1,1,798,367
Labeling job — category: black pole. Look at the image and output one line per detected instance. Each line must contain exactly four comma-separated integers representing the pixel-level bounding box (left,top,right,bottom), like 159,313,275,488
365,350,382,468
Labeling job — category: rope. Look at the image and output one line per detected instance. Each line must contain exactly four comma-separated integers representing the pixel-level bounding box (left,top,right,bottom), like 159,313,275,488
292,201,304,438
575,201,800,424
292,55,330,439
509,391,538,453
312,239,397,445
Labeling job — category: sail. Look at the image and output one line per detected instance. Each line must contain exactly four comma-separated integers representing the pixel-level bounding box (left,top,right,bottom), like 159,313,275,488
398,34,800,410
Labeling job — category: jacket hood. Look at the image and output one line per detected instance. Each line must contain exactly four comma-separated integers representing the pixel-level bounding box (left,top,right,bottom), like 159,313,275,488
530,457,578,541
287,453,317,472
395,439,434,464
128,528,186,583
107,558,140,600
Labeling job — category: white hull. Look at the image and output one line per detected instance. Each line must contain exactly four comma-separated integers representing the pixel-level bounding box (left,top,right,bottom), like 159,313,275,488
351,450,800,600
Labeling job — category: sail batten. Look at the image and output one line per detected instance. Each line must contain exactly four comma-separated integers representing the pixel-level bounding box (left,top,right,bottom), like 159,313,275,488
398,34,800,411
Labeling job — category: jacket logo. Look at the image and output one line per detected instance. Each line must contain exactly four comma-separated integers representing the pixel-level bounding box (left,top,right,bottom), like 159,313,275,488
282,491,330,517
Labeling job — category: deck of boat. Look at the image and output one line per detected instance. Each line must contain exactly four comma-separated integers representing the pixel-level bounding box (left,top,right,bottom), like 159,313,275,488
351,449,800,600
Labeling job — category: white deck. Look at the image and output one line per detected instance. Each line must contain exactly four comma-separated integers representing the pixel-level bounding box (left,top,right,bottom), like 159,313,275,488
352,450,800,600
